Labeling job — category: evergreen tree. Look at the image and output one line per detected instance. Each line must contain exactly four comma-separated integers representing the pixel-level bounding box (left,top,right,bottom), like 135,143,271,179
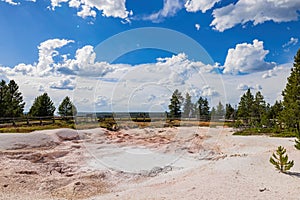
58,96,77,117
210,107,216,121
270,146,294,173
168,89,183,119
29,93,56,117
281,48,300,134
262,101,283,128
4,80,25,117
252,91,266,126
197,97,209,121
225,103,235,120
237,89,254,124
215,101,225,118
271,100,283,120
182,93,193,118
0,80,8,118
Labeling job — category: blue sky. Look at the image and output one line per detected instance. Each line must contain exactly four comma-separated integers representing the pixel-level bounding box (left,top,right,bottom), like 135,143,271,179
0,0,300,112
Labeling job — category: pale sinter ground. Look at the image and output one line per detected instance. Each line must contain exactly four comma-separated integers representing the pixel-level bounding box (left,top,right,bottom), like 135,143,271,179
0,126,299,200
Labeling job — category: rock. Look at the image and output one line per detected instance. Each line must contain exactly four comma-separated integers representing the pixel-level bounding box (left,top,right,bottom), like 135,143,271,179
162,165,172,173
148,167,163,177
55,129,80,141
259,188,267,192
16,171,38,175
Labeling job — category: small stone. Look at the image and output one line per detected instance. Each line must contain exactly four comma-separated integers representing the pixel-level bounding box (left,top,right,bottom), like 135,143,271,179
74,181,81,186
259,188,267,192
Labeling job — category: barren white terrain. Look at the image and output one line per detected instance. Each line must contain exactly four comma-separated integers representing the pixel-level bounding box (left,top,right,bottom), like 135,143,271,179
0,127,299,200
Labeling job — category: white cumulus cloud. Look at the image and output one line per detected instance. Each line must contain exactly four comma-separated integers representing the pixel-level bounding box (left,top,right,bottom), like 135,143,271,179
236,83,262,91
223,39,276,74
211,0,300,32
262,66,283,79
50,0,131,19
62,45,116,77
201,85,218,97
50,78,76,90
185,0,219,13
37,38,74,76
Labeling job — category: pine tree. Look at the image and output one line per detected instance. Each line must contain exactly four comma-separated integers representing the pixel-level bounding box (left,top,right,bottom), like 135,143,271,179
237,89,254,125
197,97,209,121
0,80,8,118
168,89,183,119
29,93,56,117
4,80,25,117
216,101,225,118
252,91,266,126
270,101,283,120
270,146,294,173
182,93,193,118
281,48,300,134
58,96,77,118
225,103,235,120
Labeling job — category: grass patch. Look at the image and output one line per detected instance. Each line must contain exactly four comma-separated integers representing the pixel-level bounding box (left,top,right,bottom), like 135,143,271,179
233,128,267,136
0,120,75,133
270,131,297,137
233,127,298,137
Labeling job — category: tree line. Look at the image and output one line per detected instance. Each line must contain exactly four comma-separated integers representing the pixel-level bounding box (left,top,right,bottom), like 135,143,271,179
168,48,300,140
167,89,235,121
0,80,77,118
235,47,300,140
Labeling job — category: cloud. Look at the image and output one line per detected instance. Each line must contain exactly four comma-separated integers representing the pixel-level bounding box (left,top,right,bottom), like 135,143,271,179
210,0,300,32
49,0,131,19
95,96,109,107
262,66,283,79
0,68,9,82
237,83,262,91
0,37,290,112
0,39,120,78
142,0,183,22
37,38,74,76
223,39,276,74
201,85,219,97
2,0,19,5
38,85,45,92
195,23,200,30
62,45,117,77
185,0,219,13
282,37,298,50
283,37,299,47
50,78,76,90
157,53,217,85
237,83,250,91
13,63,34,75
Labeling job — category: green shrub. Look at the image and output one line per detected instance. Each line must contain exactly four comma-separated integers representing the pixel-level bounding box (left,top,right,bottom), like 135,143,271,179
270,146,294,173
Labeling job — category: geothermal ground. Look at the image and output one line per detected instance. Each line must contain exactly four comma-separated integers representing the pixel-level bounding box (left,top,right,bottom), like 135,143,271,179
0,127,299,199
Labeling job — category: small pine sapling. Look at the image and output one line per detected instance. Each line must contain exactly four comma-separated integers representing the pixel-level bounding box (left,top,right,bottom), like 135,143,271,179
295,137,300,150
270,146,294,173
